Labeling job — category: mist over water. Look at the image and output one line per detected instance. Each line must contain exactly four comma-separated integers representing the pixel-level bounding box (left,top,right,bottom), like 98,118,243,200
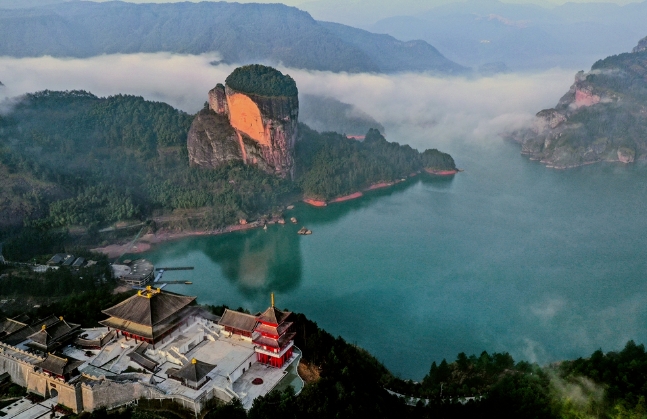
6,53,634,379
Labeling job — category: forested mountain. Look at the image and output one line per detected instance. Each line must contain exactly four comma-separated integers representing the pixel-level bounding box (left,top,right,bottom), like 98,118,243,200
318,21,466,74
0,1,466,74
510,36,647,169
0,90,455,235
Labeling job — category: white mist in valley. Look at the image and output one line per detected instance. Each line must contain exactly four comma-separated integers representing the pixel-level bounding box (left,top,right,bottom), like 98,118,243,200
0,53,576,153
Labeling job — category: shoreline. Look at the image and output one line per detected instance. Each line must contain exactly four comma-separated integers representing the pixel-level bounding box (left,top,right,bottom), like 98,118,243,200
91,217,279,258
93,169,460,258
424,168,459,175
302,168,459,207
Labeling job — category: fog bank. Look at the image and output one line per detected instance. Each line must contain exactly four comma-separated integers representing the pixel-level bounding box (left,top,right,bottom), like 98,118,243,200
0,53,576,152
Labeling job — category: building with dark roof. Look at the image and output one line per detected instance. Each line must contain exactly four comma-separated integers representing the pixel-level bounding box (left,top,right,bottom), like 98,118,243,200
74,330,115,350
167,358,216,389
0,314,69,348
127,342,159,372
34,353,83,382
26,316,81,353
0,315,30,339
99,286,196,345
72,257,85,268
218,309,258,338
62,255,76,266
113,259,155,286
47,254,66,266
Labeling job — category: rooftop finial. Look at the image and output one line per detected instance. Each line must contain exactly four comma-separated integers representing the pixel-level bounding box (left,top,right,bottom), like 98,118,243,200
191,358,197,364
41,324,46,331
271,292,274,308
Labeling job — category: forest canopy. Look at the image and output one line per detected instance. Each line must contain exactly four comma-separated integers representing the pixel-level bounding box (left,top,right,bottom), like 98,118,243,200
0,90,454,241
225,64,298,97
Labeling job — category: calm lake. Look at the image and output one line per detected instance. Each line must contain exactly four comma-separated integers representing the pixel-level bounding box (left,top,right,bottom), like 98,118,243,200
129,140,647,380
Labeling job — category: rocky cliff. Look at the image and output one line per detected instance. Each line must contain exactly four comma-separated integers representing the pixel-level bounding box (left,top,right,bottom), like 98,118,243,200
633,36,647,53
187,66,298,177
510,38,647,169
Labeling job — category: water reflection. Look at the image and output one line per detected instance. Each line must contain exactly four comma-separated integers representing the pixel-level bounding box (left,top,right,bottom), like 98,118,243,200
296,175,451,225
202,225,303,297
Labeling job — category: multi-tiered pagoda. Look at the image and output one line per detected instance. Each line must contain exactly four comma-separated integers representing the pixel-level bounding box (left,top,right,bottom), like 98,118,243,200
252,294,295,368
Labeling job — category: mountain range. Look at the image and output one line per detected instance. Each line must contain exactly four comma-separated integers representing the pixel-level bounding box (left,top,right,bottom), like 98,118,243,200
365,0,647,71
0,1,466,74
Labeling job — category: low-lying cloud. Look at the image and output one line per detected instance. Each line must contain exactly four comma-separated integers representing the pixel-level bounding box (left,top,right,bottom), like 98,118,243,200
0,53,576,150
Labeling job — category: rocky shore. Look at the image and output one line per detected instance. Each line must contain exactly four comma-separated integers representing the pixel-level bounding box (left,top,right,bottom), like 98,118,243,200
508,37,647,169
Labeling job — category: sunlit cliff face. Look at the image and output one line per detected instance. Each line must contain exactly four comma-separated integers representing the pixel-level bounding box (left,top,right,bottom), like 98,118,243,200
226,92,271,147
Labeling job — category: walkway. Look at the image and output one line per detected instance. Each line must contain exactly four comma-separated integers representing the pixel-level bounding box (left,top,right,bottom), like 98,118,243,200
0,396,64,419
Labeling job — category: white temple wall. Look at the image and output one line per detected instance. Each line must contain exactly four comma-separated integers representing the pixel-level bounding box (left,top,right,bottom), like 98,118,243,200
229,351,257,383
81,379,164,411
0,345,41,387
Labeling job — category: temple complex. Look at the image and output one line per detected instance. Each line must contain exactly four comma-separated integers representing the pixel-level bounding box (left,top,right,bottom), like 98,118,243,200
0,290,302,414
99,286,196,345
34,353,84,382
26,316,81,353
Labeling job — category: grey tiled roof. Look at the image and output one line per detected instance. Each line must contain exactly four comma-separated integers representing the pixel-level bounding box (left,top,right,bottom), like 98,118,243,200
257,307,291,325
102,291,195,327
35,353,83,376
168,359,215,384
218,309,257,332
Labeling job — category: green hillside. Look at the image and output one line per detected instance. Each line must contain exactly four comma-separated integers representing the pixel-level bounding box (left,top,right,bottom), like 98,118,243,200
0,91,455,245
0,1,466,74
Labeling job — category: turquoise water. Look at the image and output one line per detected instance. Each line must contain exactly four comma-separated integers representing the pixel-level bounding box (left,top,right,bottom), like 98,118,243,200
130,141,647,380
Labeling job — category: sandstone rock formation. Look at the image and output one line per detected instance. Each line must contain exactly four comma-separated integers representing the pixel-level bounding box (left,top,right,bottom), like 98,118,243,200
187,66,298,177
508,38,647,169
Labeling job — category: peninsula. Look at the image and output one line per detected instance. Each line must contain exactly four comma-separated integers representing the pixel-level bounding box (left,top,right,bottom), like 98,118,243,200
0,65,456,255
510,35,647,169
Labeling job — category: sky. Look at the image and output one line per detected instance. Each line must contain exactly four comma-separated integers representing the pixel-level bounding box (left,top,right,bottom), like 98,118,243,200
77,0,642,4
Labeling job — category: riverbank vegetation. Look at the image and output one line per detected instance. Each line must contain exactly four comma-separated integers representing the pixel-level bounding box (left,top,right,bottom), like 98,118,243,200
0,90,455,248
2,284,645,418
35,301,647,419
296,127,455,200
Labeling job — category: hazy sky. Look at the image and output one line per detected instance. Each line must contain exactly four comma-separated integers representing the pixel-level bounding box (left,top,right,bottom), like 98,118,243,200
82,0,641,4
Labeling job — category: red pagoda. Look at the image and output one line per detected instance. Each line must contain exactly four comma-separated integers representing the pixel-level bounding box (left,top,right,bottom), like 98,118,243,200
253,294,295,368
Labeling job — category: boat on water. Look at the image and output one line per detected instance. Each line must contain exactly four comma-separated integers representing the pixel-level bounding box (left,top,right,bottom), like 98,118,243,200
184,281,193,284
290,217,298,224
